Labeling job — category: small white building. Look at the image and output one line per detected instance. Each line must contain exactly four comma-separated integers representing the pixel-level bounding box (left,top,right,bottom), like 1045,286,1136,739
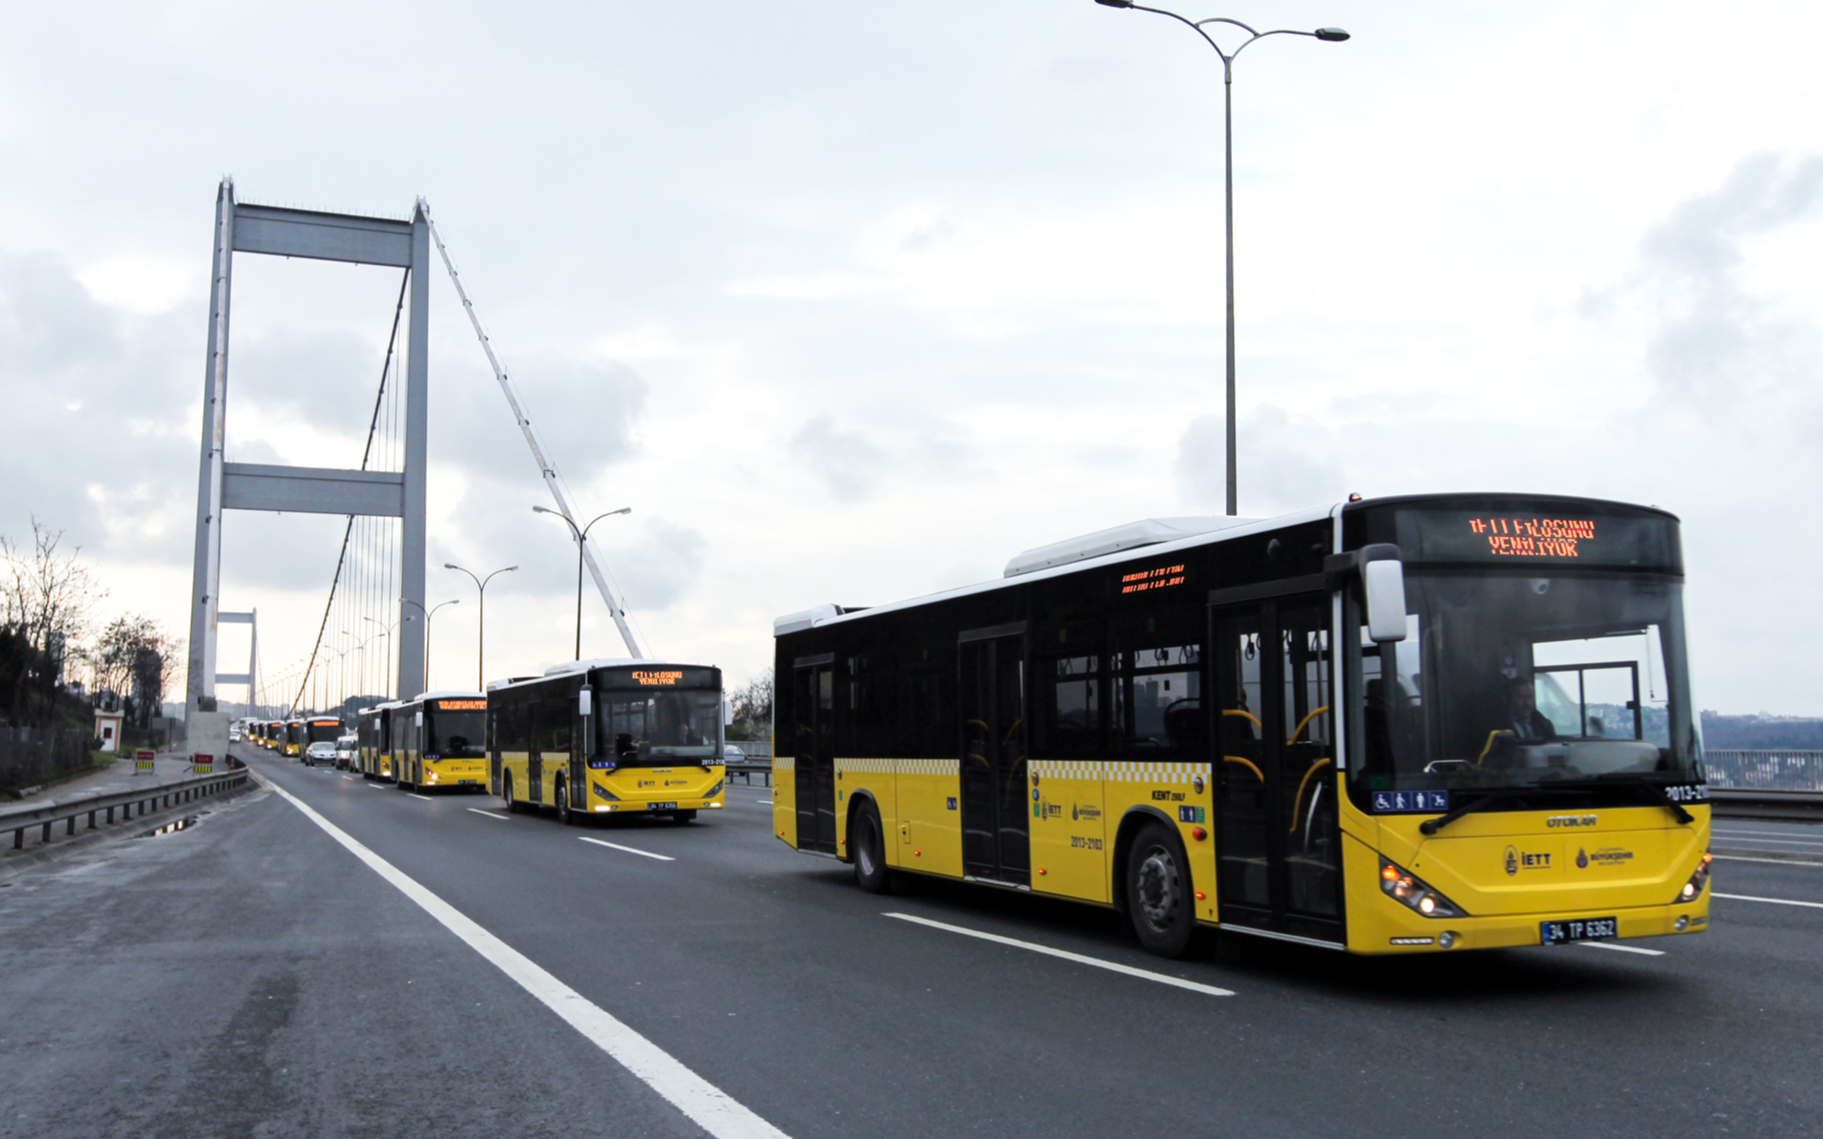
94,708,124,752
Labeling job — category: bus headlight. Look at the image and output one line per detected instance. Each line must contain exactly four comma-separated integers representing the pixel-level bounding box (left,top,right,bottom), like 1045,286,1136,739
1380,857,1466,919
1676,853,1713,903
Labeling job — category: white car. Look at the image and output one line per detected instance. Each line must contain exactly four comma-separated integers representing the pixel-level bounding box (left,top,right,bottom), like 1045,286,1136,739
722,744,746,765
304,741,339,767
335,735,358,770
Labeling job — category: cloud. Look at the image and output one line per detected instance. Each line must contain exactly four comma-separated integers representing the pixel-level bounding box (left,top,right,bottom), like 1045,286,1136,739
791,414,882,501
1591,152,1823,407
1176,406,1344,517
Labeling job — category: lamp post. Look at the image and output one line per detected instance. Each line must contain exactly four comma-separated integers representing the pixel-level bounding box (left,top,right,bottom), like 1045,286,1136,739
445,563,518,690
402,598,459,691
363,615,414,700
1094,1,1347,515
533,506,631,661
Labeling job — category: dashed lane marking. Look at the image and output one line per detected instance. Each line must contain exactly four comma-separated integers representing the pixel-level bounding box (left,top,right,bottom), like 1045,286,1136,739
579,837,675,862
1577,941,1666,957
884,912,1234,997
466,808,511,821
408,793,434,801
264,779,789,1139
1715,892,1823,910
1714,854,1823,867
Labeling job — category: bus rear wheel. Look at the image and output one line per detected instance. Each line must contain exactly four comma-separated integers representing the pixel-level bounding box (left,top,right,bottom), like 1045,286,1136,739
852,801,890,894
1126,821,1194,958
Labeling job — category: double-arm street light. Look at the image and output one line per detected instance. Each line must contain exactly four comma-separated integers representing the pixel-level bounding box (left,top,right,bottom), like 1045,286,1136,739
363,614,414,700
445,563,518,690
533,506,632,660
1095,1,1347,515
402,598,460,692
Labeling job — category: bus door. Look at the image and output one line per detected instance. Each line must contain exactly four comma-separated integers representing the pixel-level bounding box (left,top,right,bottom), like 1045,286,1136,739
793,655,837,854
527,702,545,804
1209,590,1344,944
958,624,1029,887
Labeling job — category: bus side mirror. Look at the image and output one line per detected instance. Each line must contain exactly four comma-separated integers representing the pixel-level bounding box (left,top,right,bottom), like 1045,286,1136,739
1364,560,1408,644
578,687,592,717
723,698,734,727
579,686,596,755
414,711,423,728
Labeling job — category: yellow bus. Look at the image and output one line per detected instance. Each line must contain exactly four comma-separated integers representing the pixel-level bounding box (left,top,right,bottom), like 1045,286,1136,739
391,691,489,792
282,718,306,757
771,493,1711,957
489,659,728,824
357,702,402,781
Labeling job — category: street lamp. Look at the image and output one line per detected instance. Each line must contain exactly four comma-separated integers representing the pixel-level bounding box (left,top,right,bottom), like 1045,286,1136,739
445,563,518,690
533,505,631,661
402,598,459,691
363,614,415,700
1095,1,1348,515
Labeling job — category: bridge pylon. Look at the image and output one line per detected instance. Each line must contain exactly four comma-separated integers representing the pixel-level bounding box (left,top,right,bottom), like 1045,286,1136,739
184,179,429,717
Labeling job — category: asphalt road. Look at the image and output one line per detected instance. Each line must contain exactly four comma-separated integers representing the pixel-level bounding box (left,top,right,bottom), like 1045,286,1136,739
2,744,1819,1138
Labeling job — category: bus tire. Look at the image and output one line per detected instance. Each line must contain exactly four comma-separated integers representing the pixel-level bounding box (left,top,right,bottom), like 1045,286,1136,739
555,780,576,826
502,773,519,814
672,810,698,824
1125,821,1193,958
852,800,890,894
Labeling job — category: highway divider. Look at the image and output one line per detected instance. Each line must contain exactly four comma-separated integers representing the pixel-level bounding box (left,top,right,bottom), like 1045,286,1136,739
1,766,255,852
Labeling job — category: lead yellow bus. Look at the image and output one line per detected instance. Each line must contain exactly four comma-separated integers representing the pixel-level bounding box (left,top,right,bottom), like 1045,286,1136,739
771,493,1711,957
489,659,728,824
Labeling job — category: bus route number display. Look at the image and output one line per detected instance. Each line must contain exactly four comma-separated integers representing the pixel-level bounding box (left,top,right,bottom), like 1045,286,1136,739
1468,517,1594,558
1119,563,1188,596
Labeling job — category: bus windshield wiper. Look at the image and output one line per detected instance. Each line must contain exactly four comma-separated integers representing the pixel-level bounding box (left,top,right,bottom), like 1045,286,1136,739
1418,792,1520,836
1595,773,1694,824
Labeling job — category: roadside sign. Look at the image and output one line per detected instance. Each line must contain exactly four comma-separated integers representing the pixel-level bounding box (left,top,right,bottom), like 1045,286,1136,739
192,754,214,774
134,749,155,774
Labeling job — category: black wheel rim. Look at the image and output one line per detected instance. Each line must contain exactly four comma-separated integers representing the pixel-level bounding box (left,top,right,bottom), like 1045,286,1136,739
1135,842,1180,932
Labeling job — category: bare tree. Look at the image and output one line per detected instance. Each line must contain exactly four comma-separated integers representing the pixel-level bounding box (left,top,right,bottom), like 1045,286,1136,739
90,613,178,727
730,669,774,739
0,519,105,727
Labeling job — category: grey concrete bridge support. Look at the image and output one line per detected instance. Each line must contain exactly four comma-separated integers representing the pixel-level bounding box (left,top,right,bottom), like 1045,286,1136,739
185,179,428,718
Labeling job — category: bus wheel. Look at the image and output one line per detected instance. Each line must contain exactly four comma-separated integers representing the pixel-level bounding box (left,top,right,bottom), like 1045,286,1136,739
852,801,890,894
672,810,698,824
555,781,576,826
502,774,519,814
1126,821,1193,958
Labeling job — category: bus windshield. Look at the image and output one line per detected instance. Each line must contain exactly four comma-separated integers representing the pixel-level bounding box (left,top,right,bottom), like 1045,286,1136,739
426,709,487,759
1353,570,1700,801
599,689,721,765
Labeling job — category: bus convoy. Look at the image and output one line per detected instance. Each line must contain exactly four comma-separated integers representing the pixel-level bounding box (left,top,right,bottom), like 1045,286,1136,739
236,491,1713,961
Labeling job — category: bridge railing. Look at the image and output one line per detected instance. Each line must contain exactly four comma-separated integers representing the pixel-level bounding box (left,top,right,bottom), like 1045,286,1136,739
1705,750,1823,793
1,767,254,852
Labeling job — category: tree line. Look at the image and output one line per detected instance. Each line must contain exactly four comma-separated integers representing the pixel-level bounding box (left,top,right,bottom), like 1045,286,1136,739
1,518,179,738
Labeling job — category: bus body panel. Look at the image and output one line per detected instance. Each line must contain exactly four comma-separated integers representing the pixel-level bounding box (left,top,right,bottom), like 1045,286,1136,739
832,759,895,866
773,755,798,845
1027,760,1109,903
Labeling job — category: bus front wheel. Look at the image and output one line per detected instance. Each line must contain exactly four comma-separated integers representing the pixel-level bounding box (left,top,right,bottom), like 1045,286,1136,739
1125,821,1194,958
852,801,890,894
502,773,519,814
555,781,577,826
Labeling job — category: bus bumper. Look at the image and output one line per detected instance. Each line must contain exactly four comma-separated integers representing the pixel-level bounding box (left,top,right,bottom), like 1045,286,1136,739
1354,895,1712,954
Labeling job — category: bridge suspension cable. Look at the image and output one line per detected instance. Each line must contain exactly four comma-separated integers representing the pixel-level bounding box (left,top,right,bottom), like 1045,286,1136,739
425,210,645,659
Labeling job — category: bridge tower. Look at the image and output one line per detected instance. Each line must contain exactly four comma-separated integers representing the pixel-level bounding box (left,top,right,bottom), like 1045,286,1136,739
184,179,429,717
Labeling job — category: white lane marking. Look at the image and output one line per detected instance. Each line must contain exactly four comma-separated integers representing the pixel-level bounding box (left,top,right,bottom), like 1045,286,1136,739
366,783,386,790
1711,835,1823,848
408,793,434,801
1712,827,1823,839
1714,854,1823,867
579,837,675,862
884,912,1234,997
466,808,511,821
263,778,789,1139
1576,940,1665,957
1715,892,1823,910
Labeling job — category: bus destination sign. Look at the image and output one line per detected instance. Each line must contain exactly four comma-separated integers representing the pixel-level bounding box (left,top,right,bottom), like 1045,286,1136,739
1468,516,1595,559
632,670,684,686
1119,563,1188,596
435,699,487,711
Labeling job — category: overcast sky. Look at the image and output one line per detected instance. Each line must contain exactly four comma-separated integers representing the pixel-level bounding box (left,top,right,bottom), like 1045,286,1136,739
3,0,1820,715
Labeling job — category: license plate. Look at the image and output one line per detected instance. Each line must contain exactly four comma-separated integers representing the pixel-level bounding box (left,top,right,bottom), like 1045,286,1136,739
647,801,677,811
1540,916,1618,945
458,779,478,785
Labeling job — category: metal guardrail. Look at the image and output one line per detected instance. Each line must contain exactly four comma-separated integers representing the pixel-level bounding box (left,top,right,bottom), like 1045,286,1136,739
1,767,254,851
726,760,772,787
1705,750,1823,793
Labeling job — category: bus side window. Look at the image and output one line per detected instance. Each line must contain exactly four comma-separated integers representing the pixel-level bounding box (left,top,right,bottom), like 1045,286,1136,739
1034,653,1100,759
